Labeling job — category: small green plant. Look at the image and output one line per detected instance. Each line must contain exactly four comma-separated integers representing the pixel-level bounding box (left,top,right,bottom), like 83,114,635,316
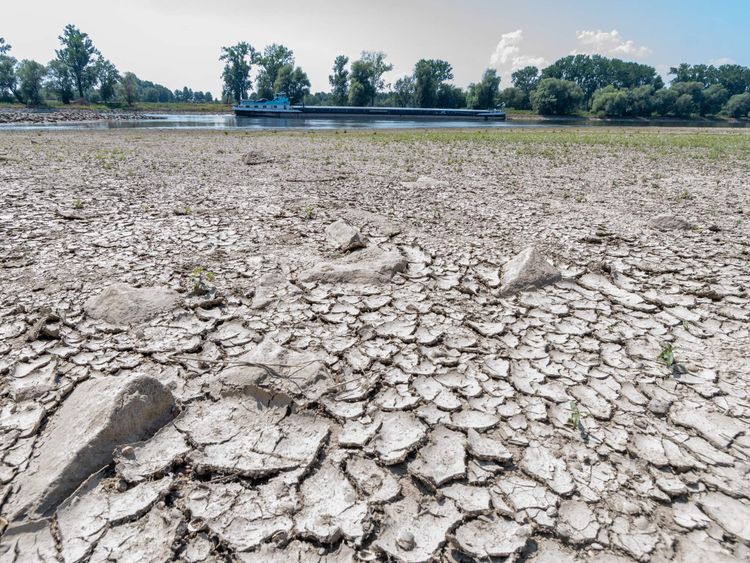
73,198,83,209
658,343,675,367
677,189,691,200
302,205,315,220
190,267,215,293
569,401,582,430
174,206,191,216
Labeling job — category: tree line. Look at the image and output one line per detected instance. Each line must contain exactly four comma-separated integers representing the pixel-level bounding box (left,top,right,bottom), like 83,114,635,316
0,27,213,106
2,27,750,118
221,41,750,118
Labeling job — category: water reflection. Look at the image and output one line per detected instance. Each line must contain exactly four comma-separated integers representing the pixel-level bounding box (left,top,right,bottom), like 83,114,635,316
1,113,748,131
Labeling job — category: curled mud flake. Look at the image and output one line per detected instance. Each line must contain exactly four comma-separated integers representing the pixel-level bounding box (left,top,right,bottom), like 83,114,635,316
451,514,531,559
186,479,299,552
114,422,191,484
87,507,183,562
295,461,368,543
345,455,401,504
697,492,750,545
555,499,599,544
408,425,466,487
370,411,426,465
373,486,462,563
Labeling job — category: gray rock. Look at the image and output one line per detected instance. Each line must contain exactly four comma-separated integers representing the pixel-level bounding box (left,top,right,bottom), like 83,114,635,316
5,375,175,520
325,219,365,252
650,214,693,231
84,283,179,325
300,246,407,284
500,247,561,296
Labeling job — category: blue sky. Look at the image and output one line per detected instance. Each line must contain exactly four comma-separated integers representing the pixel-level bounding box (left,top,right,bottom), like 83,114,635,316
2,0,748,94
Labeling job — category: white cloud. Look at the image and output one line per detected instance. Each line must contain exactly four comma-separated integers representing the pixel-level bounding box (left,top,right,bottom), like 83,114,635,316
490,30,549,75
574,30,651,59
709,57,735,66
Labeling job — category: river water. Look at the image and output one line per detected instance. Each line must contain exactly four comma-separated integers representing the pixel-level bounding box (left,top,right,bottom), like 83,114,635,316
2,113,748,131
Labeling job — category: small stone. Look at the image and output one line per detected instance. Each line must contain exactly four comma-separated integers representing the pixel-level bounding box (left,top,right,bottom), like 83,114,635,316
397,530,416,551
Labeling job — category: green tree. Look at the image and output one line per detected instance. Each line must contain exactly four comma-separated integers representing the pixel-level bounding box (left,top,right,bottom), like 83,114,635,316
391,75,415,107
96,58,120,103
510,66,539,109
328,55,349,106
591,86,628,117
220,42,256,103
653,88,678,116
723,93,750,118
701,84,729,115
55,24,99,98
349,51,393,106
673,93,698,117
15,60,46,105
118,71,139,106
45,59,74,103
274,64,310,104
436,83,466,109
256,44,294,99
499,86,528,109
466,69,501,109
0,37,10,55
715,64,750,96
0,52,17,102
530,78,583,115
543,54,661,106
413,59,453,108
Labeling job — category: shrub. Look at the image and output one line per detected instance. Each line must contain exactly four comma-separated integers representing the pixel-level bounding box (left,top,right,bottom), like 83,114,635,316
723,93,750,118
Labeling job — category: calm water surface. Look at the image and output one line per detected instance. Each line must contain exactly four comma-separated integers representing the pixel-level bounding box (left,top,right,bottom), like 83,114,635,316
2,113,748,131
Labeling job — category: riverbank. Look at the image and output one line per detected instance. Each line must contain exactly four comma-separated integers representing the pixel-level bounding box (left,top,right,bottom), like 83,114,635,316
0,107,158,125
0,127,749,562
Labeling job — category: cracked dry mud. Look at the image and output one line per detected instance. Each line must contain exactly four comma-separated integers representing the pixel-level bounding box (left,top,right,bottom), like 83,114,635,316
0,127,749,562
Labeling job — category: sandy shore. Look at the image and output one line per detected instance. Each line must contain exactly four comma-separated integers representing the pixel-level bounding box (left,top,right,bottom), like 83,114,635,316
1,127,749,561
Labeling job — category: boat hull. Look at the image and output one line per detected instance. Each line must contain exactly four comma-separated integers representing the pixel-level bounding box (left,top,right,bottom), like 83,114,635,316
233,105,506,120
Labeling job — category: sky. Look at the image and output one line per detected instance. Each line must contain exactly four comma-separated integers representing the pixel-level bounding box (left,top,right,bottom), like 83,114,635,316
2,0,749,96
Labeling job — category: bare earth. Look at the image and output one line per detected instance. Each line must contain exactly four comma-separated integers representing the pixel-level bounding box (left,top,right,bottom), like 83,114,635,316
0,127,749,562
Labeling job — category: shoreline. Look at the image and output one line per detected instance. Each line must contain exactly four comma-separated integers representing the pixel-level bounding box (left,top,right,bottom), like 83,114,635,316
1,105,748,127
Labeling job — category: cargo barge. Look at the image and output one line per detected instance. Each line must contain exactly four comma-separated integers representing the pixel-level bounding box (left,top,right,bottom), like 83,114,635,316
233,96,506,120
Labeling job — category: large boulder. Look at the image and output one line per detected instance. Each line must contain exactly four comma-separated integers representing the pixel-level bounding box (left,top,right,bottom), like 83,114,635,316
500,247,561,296
5,375,175,521
299,246,407,285
84,284,180,325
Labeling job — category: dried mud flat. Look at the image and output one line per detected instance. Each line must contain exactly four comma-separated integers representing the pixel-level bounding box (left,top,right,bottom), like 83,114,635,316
0,127,749,562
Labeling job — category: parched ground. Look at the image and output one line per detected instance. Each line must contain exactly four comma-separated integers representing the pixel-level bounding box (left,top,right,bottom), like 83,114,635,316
0,127,749,562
